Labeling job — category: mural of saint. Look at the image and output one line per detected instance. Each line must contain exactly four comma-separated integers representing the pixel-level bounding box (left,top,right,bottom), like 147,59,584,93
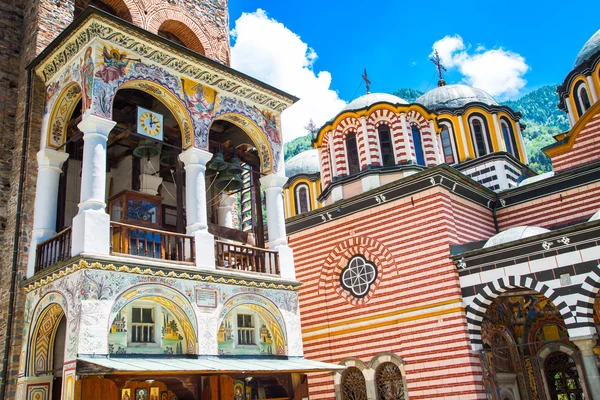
80,47,94,111
136,388,147,400
96,46,139,84
182,79,216,120
255,107,280,145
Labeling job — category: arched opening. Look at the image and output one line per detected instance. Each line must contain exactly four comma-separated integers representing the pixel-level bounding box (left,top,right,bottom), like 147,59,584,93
438,121,456,164
574,81,592,118
544,352,584,399
500,118,520,159
377,125,395,167
295,183,311,214
158,20,206,55
479,289,577,399
469,116,490,157
218,303,286,356
375,362,405,400
411,125,425,166
51,316,66,400
345,132,360,175
74,0,133,22
341,366,367,400
108,295,196,355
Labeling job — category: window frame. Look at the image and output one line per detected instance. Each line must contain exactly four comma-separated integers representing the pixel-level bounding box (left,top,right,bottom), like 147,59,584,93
128,303,158,346
294,183,311,215
341,366,368,400
411,125,426,166
438,121,457,164
237,313,256,346
345,132,360,175
469,115,491,157
499,118,520,159
574,81,591,118
377,124,395,167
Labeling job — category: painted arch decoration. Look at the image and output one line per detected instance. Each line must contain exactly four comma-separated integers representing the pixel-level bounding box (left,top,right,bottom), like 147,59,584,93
218,293,287,356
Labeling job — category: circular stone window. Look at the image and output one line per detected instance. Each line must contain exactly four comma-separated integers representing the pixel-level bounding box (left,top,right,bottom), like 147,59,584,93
340,255,378,298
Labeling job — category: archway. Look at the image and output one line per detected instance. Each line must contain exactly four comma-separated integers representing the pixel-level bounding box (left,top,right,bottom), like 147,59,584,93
74,0,133,22
28,303,66,378
158,20,205,55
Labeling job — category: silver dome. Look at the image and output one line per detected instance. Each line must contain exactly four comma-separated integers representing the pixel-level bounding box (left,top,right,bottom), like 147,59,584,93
285,149,320,177
574,28,600,68
415,84,499,111
483,226,550,249
342,93,408,112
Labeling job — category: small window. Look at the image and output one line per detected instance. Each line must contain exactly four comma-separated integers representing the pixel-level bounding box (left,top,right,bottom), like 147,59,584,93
439,123,456,164
341,367,367,400
378,125,395,167
375,362,406,400
500,119,519,159
346,132,360,174
411,126,425,166
574,82,591,118
295,184,311,214
470,117,489,157
237,314,255,345
131,307,154,343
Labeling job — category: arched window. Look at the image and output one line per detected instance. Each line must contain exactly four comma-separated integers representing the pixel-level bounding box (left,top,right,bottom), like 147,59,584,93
411,125,425,166
544,352,584,399
158,20,205,55
74,0,133,22
439,122,456,164
341,367,367,400
500,119,519,159
345,132,360,175
469,116,490,157
295,184,311,214
574,82,591,118
375,362,406,400
378,125,395,167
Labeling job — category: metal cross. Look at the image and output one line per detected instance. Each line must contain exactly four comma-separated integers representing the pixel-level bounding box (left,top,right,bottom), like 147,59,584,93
430,50,447,84
362,68,371,94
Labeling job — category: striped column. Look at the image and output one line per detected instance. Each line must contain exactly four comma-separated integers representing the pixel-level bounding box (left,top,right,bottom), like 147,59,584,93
333,131,347,176
400,114,413,163
430,120,442,165
367,120,380,166
359,117,371,168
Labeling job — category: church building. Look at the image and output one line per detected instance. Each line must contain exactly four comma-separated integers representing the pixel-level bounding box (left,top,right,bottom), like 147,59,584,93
284,31,600,399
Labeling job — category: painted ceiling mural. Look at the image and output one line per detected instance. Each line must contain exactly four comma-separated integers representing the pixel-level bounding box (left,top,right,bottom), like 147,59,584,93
38,14,291,174
481,293,568,356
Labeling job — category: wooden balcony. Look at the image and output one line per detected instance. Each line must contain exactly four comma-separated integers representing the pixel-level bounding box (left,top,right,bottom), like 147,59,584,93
35,227,72,274
215,240,280,275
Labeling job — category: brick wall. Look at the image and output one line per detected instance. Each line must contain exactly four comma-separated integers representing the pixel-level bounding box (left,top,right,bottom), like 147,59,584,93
289,188,495,399
551,110,600,173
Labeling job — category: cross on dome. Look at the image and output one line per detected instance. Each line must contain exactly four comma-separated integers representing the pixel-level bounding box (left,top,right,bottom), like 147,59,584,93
362,68,371,94
430,50,447,87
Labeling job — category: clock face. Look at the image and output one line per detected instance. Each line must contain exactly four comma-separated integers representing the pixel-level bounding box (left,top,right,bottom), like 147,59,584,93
139,112,161,136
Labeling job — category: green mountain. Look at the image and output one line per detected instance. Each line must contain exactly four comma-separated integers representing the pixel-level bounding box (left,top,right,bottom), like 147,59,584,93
284,85,566,174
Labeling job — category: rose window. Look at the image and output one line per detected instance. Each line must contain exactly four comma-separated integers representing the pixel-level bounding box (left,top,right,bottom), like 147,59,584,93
340,255,377,298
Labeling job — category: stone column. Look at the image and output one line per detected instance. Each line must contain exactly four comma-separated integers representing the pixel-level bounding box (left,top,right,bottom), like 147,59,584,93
430,120,442,164
492,114,504,152
71,115,116,256
179,147,215,269
587,75,599,102
400,114,412,162
565,96,576,126
359,116,373,166
260,173,295,280
27,149,69,277
457,115,470,159
515,122,528,164
573,338,600,400
218,193,237,229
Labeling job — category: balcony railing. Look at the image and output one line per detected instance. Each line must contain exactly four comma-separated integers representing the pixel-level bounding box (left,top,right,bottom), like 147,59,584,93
215,240,280,275
35,227,72,274
110,222,195,263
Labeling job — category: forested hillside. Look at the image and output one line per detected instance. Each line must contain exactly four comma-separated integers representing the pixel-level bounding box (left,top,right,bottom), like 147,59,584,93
284,85,565,173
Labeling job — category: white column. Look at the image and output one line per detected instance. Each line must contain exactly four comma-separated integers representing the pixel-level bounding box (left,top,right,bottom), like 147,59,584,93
515,122,528,164
359,116,373,165
27,149,69,276
565,96,576,126
311,181,319,210
573,338,600,400
492,114,504,152
179,147,215,269
71,115,116,256
400,114,412,162
218,194,236,229
328,131,338,178
260,173,295,280
457,116,470,159
587,75,599,102
430,120,442,164
284,188,292,218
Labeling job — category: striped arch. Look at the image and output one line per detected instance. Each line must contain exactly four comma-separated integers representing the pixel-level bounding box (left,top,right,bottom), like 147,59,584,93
28,303,66,376
368,110,406,164
466,275,576,350
334,117,361,175
406,110,437,166
318,236,396,306
575,263,600,329
319,137,333,186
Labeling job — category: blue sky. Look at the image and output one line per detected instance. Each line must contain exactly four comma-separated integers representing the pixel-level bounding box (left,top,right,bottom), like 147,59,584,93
228,1,599,141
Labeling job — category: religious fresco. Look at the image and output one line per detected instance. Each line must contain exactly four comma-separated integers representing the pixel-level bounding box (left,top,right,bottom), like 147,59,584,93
217,305,279,356
108,303,187,355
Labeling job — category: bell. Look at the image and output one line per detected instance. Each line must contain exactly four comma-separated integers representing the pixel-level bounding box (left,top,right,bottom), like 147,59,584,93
227,157,244,175
215,171,243,192
133,139,160,160
160,149,177,167
208,152,228,171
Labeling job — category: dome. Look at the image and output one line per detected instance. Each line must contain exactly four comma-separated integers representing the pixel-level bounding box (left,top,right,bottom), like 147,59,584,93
415,84,499,111
285,149,320,177
574,28,600,68
341,93,408,112
589,210,600,222
483,226,550,248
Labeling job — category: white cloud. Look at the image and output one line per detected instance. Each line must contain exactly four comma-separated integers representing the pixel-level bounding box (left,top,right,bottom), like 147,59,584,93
231,9,346,142
432,35,529,99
